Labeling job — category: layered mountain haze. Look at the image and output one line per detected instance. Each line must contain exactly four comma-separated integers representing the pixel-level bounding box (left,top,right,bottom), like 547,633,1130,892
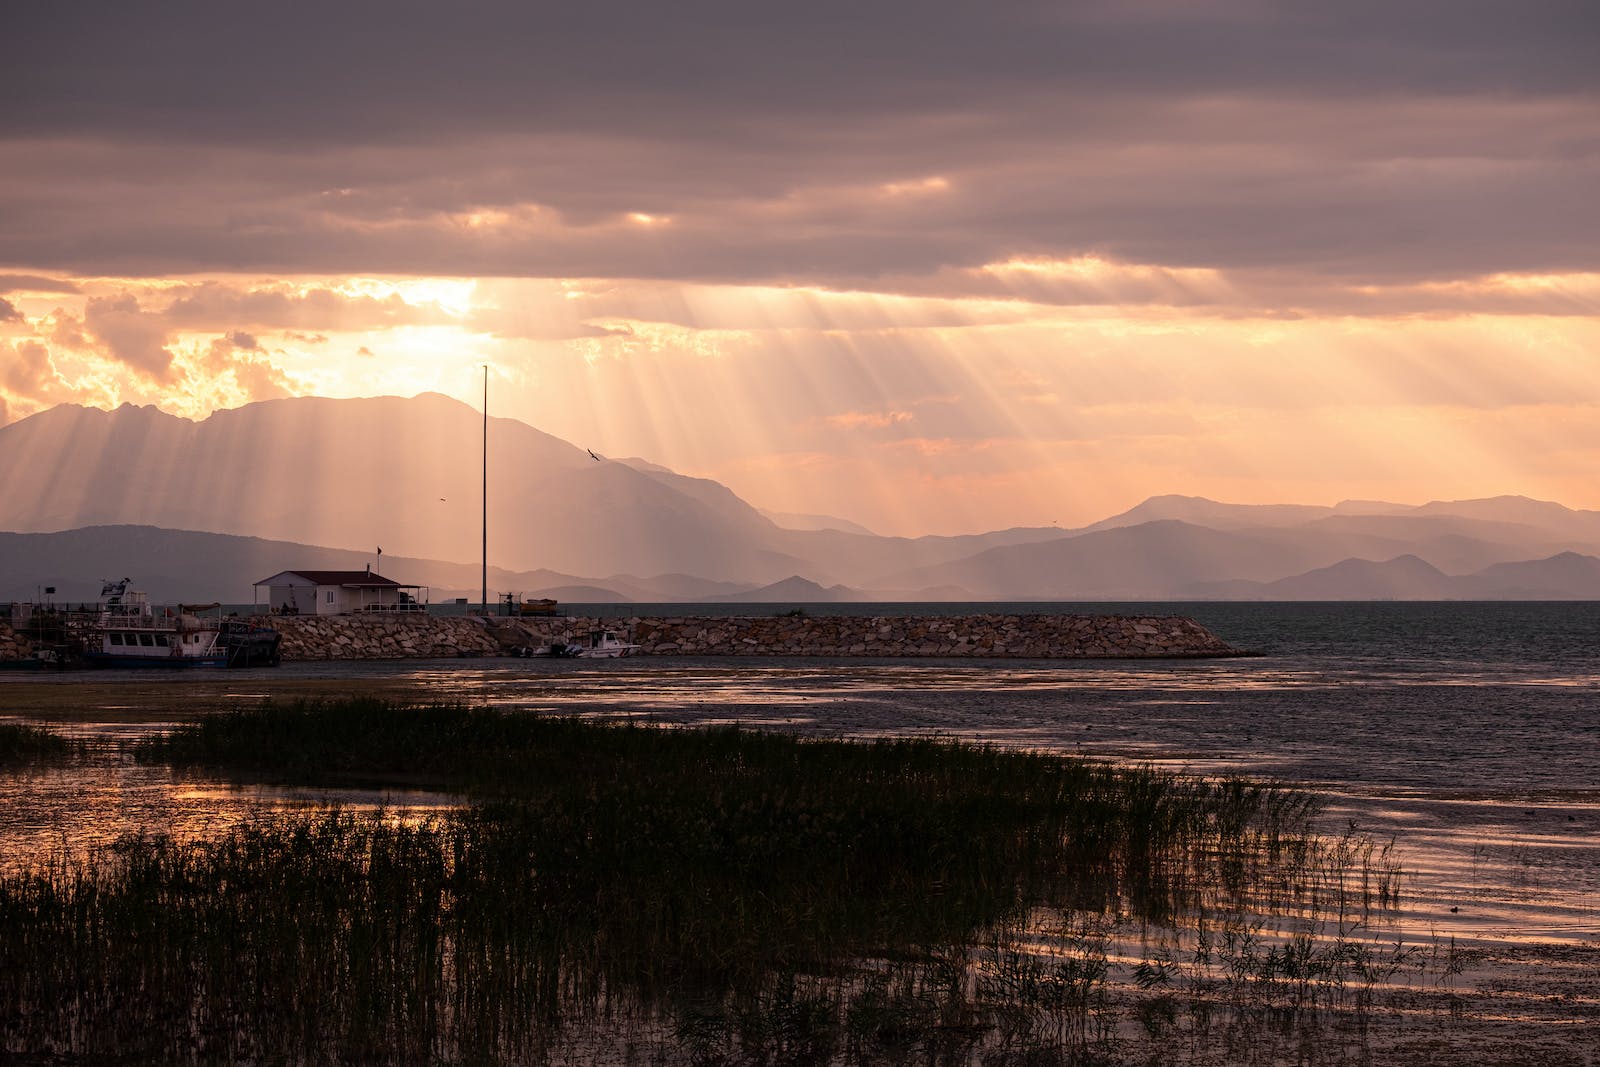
877,516,1600,600
1079,496,1403,533
0,394,805,582
756,510,878,537
0,525,759,605
2,394,1599,603
1194,552,1600,601
1205,555,1464,601
0,394,1057,594
1468,552,1600,598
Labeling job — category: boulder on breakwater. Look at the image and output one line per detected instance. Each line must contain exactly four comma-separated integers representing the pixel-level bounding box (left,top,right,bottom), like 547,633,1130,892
230,611,1244,662
0,622,33,662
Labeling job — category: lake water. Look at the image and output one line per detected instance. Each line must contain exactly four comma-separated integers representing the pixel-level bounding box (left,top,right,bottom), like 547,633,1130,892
4,601,1599,948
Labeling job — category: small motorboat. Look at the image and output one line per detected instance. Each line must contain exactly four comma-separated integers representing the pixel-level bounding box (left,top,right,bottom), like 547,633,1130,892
568,629,641,658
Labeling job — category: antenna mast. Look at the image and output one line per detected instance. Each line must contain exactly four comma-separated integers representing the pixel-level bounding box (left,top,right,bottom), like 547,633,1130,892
481,364,488,615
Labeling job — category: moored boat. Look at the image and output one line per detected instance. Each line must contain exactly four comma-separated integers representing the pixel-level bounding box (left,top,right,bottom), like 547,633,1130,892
0,648,73,671
218,619,283,667
82,580,280,669
569,629,641,658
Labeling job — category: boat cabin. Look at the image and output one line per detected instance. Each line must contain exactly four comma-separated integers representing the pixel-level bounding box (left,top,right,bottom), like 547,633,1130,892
252,569,428,616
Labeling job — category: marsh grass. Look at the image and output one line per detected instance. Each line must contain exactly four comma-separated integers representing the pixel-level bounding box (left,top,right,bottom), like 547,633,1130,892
1,699,1421,1063
0,722,76,766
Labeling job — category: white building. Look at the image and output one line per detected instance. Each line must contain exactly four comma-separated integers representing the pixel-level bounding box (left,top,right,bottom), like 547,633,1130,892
252,569,427,616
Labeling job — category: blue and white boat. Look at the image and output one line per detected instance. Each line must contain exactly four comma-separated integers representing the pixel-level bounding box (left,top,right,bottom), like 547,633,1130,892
84,580,231,669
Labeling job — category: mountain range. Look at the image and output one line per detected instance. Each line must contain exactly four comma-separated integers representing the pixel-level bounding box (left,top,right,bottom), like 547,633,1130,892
2,394,1598,603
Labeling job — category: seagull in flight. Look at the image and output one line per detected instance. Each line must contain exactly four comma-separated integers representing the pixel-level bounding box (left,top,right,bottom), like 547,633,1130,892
587,448,602,462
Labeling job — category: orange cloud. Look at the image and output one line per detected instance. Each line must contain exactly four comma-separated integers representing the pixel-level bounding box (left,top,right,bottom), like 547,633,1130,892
83,294,177,381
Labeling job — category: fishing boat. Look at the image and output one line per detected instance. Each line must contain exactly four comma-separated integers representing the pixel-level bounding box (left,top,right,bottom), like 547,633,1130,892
218,618,285,667
83,580,281,669
569,629,641,658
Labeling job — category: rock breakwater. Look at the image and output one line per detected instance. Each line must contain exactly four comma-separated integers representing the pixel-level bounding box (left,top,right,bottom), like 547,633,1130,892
0,613,1245,663
252,612,1242,662
255,615,503,661
622,613,1241,658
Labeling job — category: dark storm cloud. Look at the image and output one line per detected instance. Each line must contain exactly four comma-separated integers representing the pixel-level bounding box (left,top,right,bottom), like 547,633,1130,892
8,1,1595,140
0,275,81,295
3,1,1596,290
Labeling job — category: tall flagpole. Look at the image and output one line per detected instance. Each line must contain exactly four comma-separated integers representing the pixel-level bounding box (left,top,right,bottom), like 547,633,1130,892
481,364,488,615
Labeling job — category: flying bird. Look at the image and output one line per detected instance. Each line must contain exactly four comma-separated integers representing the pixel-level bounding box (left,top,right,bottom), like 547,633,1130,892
587,448,601,461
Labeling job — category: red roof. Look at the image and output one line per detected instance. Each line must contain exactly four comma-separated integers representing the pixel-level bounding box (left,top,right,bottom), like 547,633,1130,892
260,570,403,587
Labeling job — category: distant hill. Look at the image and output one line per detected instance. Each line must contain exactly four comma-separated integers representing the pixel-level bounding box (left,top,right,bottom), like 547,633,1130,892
1080,495,1364,532
1246,555,1459,600
3,396,1599,600
1188,552,1600,600
883,520,1476,599
0,395,815,583
1083,493,1600,544
522,584,634,603
758,509,878,536
708,575,860,602
0,524,760,605
1412,496,1600,541
1466,551,1600,598
764,524,1069,588
0,395,1093,589
878,518,1600,600
0,525,386,603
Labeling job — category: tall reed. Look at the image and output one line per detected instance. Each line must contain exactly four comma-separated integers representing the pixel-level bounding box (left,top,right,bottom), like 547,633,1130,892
0,698,1390,1063
0,722,74,765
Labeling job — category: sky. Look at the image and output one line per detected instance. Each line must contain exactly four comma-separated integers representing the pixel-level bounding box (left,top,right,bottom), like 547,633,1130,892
2,1,1597,536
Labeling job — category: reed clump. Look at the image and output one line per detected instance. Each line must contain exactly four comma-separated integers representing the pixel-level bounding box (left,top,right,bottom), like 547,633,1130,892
139,699,1323,923
0,698,1377,1063
0,722,75,765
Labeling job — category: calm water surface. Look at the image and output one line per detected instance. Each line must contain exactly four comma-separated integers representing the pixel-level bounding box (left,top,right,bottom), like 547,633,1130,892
4,602,1598,946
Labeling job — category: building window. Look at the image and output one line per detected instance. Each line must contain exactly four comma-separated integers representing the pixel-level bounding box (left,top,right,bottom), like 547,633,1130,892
325,590,335,604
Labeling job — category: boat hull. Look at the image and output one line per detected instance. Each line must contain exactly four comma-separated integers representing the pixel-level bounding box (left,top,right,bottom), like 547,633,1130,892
83,652,230,669
0,656,70,672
